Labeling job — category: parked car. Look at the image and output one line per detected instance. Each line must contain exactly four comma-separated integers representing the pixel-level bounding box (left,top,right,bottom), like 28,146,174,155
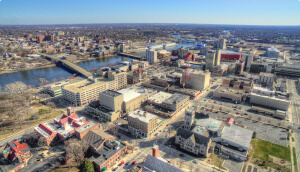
179,154,185,157
119,161,125,166
193,160,198,164
236,112,240,114
113,167,119,171
132,161,136,165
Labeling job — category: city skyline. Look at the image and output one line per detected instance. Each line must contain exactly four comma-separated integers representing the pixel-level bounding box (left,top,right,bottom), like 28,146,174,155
0,0,300,26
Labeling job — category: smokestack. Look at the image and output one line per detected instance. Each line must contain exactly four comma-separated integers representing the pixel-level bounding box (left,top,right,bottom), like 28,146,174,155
152,145,159,158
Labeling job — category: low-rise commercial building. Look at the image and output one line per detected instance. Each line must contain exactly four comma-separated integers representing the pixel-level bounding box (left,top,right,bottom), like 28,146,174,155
213,86,245,103
128,110,163,138
274,64,300,77
147,92,189,114
213,64,229,76
213,118,253,161
86,131,127,172
222,77,253,92
258,72,275,85
250,86,290,111
168,86,200,98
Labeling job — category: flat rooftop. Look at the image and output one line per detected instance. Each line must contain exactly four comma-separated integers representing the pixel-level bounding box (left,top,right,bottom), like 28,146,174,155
214,86,245,96
259,72,275,77
222,125,253,149
195,118,224,132
63,79,107,93
163,93,189,104
101,90,122,98
128,109,158,123
117,89,142,102
168,86,200,96
191,125,209,136
126,85,157,98
148,91,173,104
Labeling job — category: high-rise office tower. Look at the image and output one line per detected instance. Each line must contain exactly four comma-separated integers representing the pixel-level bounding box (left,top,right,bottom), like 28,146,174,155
146,48,157,64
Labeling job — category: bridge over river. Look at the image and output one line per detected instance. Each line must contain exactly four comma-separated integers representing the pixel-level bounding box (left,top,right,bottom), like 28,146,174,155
40,53,93,80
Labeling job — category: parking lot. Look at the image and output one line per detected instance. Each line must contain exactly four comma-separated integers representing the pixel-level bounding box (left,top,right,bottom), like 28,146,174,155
208,112,289,147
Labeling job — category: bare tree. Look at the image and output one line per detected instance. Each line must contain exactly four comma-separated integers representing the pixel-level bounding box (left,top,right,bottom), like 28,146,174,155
39,78,46,86
65,139,89,167
52,78,58,83
15,111,25,129
47,102,56,112
38,137,47,147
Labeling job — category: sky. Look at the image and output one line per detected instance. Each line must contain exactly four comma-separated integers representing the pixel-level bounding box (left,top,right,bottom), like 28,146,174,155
0,0,300,26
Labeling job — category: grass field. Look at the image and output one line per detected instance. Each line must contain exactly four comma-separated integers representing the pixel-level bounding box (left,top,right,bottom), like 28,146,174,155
251,138,291,172
293,147,298,172
252,138,291,162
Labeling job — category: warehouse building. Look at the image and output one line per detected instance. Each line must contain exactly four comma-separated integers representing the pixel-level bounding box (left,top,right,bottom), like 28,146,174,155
213,86,245,103
250,86,290,111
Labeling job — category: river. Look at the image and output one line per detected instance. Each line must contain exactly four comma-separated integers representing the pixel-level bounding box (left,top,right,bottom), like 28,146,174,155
0,43,193,88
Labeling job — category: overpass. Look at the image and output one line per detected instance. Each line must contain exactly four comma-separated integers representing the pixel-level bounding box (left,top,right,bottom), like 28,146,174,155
118,53,145,60
40,53,93,79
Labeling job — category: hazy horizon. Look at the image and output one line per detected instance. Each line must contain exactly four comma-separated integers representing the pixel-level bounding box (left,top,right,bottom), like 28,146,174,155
0,0,300,26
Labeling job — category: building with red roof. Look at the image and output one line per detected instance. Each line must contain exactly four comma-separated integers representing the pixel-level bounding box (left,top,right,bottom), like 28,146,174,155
1,141,32,171
225,118,235,125
34,107,99,146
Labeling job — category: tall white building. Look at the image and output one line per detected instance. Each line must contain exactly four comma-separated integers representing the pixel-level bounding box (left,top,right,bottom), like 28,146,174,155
220,38,226,50
146,48,157,64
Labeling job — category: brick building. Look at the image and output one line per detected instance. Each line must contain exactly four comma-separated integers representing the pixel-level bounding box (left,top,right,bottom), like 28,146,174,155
34,107,99,145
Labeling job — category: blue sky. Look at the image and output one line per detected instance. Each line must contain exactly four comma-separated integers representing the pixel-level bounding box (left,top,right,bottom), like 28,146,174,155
0,0,299,25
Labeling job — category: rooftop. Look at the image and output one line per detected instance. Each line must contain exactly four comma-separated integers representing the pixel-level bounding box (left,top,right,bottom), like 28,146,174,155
214,86,245,97
100,90,122,98
143,154,183,172
163,93,189,105
195,118,224,132
63,79,107,93
222,125,253,149
117,89,142,102
82,129,115,150
148,91,173,104
128,109,158,123
91,140,126,166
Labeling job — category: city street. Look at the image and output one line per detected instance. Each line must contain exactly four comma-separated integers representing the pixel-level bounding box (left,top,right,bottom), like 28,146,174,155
287,79,300,172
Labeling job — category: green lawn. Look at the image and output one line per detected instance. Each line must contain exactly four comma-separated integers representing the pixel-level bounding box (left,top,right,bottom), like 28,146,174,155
293,147,298,172
251,138,292,172
252,138,291,162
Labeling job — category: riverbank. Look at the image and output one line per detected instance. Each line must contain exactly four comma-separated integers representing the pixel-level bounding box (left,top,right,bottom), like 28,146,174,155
0,54,119,75
0,63,57,75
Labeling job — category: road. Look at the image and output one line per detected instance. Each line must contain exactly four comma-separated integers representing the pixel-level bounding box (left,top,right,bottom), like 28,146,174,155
287,79,300,172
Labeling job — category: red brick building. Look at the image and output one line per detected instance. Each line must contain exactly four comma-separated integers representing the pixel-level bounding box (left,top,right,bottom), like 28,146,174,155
83,130,127,172
1,141,32,172
34,107,98,146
